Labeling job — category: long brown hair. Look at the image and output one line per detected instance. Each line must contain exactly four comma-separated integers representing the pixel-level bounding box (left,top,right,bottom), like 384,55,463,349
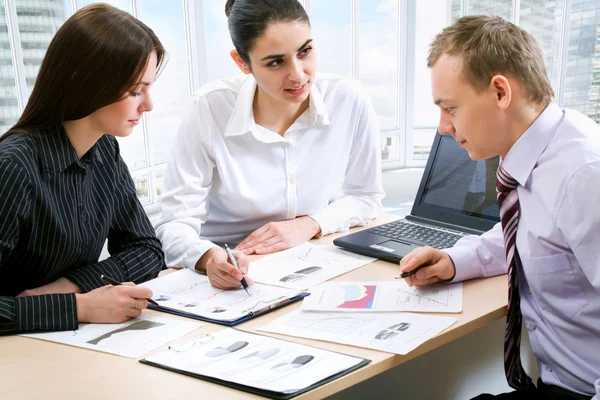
1,3,165,141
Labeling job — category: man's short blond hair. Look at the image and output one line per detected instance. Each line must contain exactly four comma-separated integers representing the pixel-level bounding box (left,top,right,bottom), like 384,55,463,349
427,15,554,105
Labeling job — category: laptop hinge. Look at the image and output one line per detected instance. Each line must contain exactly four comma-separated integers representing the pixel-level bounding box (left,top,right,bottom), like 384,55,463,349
404,215,486,236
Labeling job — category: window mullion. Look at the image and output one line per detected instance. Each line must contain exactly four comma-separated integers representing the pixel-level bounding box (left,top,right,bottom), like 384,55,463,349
556,0,572,106
303,0,311,16
512,0,520,25
131,0,154,204
186,0,207,91
399,0,415,167
5,0,27,112
351,0,359,80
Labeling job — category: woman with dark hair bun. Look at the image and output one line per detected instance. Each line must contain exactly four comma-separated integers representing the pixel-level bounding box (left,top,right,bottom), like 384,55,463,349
157,0,384,290
0,3,167,335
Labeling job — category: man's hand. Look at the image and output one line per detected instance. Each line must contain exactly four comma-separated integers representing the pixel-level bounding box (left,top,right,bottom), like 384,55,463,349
196,247,253,290
75,283,153,323
18,277,81,297
235,216,321,255
399,246,456,287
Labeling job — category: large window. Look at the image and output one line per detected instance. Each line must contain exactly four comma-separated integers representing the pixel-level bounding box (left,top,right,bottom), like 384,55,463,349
1,0,600,209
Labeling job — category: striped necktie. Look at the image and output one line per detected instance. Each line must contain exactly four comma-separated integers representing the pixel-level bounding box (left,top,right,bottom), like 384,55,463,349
496,165,535,390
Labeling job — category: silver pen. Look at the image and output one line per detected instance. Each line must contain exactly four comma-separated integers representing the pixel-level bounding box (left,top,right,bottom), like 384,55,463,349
224,244,250,296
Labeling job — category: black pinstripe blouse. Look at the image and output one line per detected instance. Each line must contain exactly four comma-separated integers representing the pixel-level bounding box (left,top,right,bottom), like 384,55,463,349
0,125,165,335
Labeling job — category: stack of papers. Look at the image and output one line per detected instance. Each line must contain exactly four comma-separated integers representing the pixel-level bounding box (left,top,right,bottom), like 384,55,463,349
259,310,456,355
141,328,369,398
249,244,463,356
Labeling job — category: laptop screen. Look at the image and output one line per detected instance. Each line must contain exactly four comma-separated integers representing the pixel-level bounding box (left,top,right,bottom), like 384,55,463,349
411,133,500,231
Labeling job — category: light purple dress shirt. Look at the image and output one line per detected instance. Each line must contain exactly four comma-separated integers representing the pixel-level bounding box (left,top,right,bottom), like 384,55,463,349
445,103,600,398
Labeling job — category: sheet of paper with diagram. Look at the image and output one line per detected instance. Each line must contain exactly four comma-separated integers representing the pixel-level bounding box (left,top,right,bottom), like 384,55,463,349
140,269,305,324
20,315,201,358
141,328,369,399
301,281,463,313
249,242,376,290
258,310,457,355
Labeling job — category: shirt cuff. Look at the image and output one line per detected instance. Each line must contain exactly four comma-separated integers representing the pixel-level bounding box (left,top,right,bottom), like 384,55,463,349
182,242,220,270
308,212,336,237
15,293,78,333
444,246,485,282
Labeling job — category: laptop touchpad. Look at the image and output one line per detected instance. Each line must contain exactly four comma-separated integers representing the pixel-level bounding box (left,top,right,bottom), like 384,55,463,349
372,240,419,256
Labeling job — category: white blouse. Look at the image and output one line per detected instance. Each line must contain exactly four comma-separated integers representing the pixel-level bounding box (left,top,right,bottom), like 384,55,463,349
156,73,385,268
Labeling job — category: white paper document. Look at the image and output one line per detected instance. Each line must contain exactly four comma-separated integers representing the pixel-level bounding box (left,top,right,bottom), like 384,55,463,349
21,315,201,358
258,310,457,355
140,269,302,322
301,281,463,313
142,328,366,394
249,242,376,290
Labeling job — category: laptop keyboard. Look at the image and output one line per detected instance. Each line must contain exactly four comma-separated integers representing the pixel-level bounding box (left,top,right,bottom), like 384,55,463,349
369,220,464,249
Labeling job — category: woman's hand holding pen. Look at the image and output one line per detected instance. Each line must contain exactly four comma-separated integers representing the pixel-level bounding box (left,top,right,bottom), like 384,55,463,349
198,248,253,290
235,216,321,255
399,246,456,287
75,283,153,323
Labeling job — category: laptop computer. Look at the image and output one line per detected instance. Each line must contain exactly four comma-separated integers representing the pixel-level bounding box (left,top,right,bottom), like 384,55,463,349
334,132,500,264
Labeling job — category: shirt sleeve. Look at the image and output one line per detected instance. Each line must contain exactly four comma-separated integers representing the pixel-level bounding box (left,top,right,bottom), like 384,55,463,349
309,82,385,236
555,162,600,293
444,222,508,282
0,159,78,334
593,378,599,400
63,142,165,292
155,97,220,269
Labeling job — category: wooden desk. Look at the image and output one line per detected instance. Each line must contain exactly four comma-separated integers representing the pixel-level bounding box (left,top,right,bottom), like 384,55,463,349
0,216,508,400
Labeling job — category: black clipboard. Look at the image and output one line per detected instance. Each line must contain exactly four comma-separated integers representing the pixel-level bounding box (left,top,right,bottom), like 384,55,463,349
139,328,370,399
147,292,310,326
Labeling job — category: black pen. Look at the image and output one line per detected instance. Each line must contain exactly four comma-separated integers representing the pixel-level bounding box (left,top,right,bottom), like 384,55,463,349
224,244,251,296
100,274,160,306
395,265,426,280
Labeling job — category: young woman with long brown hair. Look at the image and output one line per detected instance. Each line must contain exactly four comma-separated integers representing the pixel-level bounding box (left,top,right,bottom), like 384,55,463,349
0,3,166,334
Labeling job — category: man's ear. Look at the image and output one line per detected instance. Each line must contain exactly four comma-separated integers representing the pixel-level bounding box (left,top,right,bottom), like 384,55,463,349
490,75,511,110
230,49,251,74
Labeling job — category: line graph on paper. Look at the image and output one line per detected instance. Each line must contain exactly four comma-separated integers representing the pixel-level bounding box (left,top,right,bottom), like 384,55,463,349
249,243,376,290
296,246,368,265
283,314,375,334
394,283,463,313
140,269,302,322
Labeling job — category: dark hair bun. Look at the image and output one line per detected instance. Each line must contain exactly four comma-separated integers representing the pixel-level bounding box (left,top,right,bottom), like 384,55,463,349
225,0,236,17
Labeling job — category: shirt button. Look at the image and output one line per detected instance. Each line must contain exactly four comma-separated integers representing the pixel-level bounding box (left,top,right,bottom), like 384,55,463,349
289,176,296,184
526,321,536,330
545,365,552,372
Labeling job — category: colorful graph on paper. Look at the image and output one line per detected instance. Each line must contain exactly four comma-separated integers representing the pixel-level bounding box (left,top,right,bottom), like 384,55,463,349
301,281,462,313
337,285,377,309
